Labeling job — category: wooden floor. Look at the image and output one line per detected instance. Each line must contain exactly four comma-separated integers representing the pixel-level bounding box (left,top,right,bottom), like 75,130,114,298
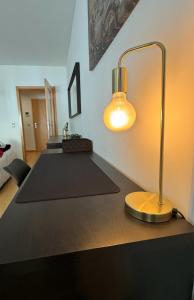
0,151,40,218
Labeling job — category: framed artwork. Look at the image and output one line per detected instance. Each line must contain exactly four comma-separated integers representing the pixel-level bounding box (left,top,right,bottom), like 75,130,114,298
68,62,81,119
88,0,140,70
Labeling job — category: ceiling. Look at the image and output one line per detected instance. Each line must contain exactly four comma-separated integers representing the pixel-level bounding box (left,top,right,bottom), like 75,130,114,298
0,0,76,66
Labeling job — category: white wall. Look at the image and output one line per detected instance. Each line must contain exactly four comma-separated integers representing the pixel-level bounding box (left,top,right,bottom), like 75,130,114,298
0,66,69,156
66,0,194,221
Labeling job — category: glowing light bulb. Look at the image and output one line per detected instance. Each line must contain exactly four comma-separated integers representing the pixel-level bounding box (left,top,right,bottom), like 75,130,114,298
103,92,136,131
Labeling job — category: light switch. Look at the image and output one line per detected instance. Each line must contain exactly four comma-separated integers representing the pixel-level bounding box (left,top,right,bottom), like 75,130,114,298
11,122,16,128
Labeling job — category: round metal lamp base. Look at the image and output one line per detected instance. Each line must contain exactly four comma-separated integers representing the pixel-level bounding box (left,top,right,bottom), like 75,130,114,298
125,192,173,223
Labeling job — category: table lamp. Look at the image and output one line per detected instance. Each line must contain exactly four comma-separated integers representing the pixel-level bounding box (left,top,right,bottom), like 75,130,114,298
103,41,173,223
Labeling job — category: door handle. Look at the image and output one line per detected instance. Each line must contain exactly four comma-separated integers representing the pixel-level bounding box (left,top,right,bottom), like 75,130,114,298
34,122,38,129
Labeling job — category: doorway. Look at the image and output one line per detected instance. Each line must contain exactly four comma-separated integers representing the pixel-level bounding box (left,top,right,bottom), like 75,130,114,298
16,83,57,160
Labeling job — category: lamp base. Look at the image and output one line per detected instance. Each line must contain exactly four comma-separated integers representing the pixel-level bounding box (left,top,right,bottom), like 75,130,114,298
125,192,173,223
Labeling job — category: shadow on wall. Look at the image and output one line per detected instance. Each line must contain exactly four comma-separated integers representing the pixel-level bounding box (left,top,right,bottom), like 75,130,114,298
189,160,194,224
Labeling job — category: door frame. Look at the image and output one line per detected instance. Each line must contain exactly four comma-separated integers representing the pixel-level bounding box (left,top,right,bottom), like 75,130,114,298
44,79,58,137
16,86,58,160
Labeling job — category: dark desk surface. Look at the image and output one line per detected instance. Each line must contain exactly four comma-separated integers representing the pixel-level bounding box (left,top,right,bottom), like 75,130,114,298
0,152,193,265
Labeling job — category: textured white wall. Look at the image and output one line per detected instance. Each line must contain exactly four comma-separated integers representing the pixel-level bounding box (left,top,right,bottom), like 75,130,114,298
0,65,69,156
66,0,194,221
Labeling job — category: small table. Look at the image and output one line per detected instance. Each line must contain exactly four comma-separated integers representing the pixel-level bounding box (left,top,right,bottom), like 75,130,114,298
47,135,63,149
0,151,194,300
47,135,84,150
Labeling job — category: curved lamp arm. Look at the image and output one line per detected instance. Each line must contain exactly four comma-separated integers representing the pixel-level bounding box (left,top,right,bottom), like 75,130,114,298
114,41,166,205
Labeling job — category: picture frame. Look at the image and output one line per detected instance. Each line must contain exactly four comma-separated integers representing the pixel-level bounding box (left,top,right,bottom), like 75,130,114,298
68,62,81,118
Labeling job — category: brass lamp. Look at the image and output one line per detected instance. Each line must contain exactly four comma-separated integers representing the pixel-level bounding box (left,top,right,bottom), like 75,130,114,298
103,41,173,223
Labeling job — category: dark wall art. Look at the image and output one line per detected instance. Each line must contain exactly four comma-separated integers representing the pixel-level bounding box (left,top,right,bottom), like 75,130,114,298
88,0,139,70
68,62,81,119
